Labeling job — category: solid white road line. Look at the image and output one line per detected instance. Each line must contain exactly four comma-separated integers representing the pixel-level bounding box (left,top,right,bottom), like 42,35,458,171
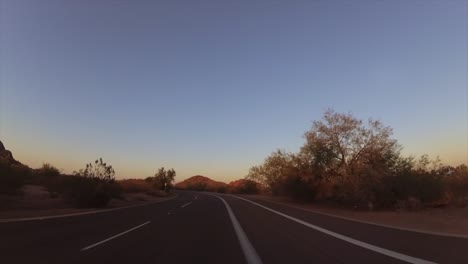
80,221,151,251
0,194,178,223
210,194,263,264
232,196,436,264
181,202,192,208
250,197,468,239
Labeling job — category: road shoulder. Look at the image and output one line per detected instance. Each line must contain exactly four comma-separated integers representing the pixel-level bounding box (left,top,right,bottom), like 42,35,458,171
237,194,468,237
0,193,177,222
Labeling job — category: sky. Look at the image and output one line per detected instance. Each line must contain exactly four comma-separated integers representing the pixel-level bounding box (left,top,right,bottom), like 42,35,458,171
1,0,467,182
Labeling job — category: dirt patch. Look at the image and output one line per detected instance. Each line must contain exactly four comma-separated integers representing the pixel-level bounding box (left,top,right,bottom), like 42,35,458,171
0,185,170,219
240,194,468,237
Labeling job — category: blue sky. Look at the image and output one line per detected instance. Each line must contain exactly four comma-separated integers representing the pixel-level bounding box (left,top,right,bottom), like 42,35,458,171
1,0,467,182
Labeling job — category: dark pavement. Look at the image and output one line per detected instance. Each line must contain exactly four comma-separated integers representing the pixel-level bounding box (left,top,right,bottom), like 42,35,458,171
0,191,465,264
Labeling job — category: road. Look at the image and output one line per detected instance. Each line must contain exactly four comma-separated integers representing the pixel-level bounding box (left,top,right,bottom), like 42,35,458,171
0,191,466,264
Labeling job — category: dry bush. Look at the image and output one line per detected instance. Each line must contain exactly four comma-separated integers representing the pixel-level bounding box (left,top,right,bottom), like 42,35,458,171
444,165,468,206
118,179,153,193
228,179,259,194
0,161,31,195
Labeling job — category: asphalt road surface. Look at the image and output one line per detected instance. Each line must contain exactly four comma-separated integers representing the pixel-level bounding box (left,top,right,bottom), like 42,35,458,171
0,191,466,264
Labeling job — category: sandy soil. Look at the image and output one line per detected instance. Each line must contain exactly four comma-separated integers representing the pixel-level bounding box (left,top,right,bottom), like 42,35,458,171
240,194,468,237
0,185,170,219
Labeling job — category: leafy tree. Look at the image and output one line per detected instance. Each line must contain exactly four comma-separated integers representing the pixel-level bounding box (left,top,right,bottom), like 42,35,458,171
246,109,467,208
247,150,318,199
246,150,294,193
152,167,176,191
301,109,399,181
299,109,401,203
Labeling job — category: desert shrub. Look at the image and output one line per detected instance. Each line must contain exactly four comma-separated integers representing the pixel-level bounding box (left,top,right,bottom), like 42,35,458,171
330,180,361,206
54,158,122,208
118,179,152,193
146,189,169,197
216,185,227,193
0,171,24,195
0,161,30,195
59,176,98,207
118,178,171,197
393,172,443,203
32,163,62,187
279,175,316,202
417,173,444,203
58,176,122,208
73,158,115,182
186,182,207,191
445,165,468,206
229,179,259,194
373,169,444,210
37,163,60,178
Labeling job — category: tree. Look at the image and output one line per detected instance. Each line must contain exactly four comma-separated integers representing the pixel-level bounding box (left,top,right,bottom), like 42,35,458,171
244,109,465,208
152,167,176,191
246,150,318,199
246,150,294,193
73,158,115,182
300,109,400,203
228,179,259,194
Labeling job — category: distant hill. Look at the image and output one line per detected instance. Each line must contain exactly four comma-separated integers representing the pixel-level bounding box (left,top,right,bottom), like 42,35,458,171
175,175,227,191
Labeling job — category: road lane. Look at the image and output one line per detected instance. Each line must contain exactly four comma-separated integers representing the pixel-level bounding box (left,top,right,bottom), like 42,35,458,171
0,194,186,263
80,221,152,251
0,191,245,264
76,191,245,264
224,194,467,264
1,190,466,264
223,195,405,264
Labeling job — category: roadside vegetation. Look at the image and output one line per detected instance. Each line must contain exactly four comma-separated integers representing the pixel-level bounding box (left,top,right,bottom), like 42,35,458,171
174,175,260,194
0,144,176,209
2,109,467,212
246,109,468,210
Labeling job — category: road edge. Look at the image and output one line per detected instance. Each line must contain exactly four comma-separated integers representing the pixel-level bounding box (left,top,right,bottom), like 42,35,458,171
236,195,468,239
230,195,435,264
0,193,178,223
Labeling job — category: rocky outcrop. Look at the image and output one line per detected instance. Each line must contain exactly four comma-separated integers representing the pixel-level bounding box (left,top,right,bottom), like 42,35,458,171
0,140,21,165
0,140,5,152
